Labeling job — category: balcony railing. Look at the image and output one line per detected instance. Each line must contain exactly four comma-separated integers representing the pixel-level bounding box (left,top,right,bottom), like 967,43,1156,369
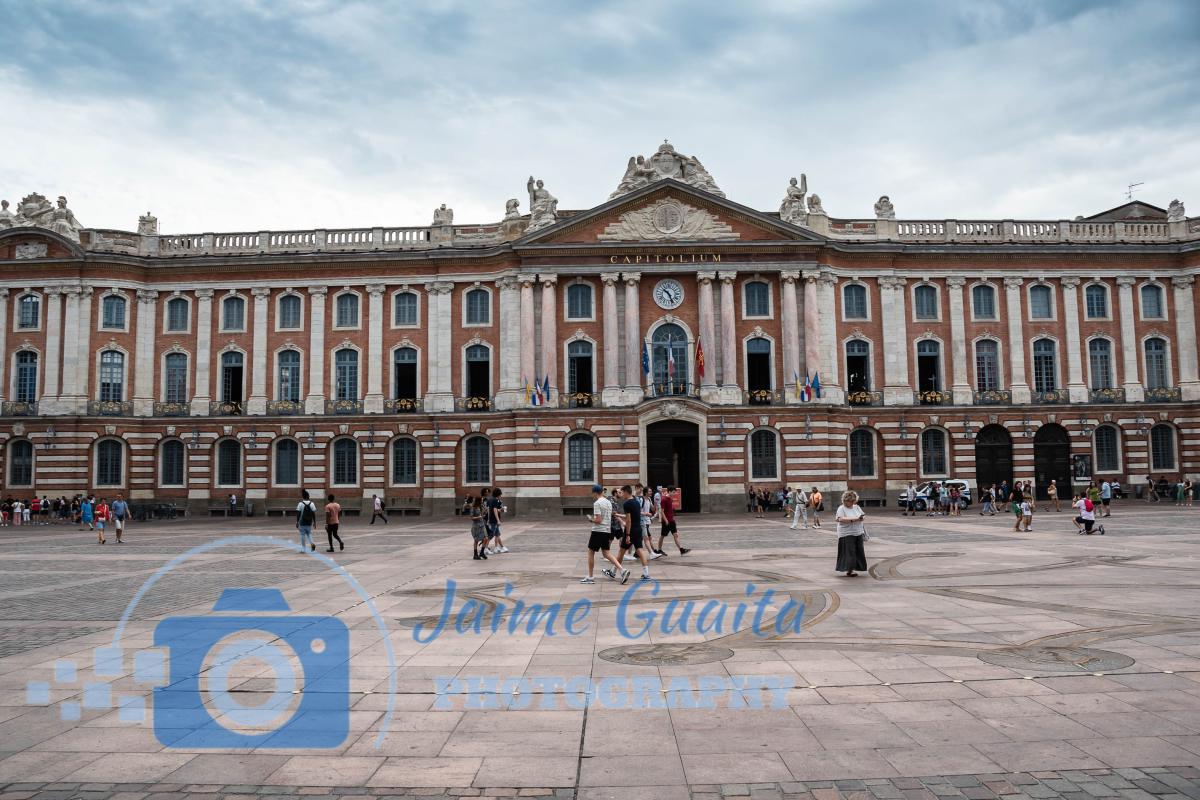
650,382,699,398
915,389,949,406
1032,389,1068,404
456,396,493,412
973,389,1012,406
1089,388,1126,404
745,389,780,406
325,399,364,415
267,400,305,415
89,400,133,417
1144,387,1182,402
210,401,244,416
847,390,882,407
153,402,190,417
559,392,599,409
384,397,423,413
2,400,38,416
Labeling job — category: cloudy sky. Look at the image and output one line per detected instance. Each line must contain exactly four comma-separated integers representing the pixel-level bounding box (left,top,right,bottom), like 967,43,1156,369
2,0,1198,233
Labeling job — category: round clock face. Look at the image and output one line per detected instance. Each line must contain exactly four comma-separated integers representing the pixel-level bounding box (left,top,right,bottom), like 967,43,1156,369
653,279,685,309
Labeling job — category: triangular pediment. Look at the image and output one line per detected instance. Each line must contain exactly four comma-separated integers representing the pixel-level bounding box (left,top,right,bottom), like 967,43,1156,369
515,180,824,246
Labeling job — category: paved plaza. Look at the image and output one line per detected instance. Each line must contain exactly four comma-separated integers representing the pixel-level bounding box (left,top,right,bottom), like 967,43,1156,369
0,503,1199,798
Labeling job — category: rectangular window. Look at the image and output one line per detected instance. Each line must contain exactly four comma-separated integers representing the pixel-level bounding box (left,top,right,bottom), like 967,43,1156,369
392,440,417,485
975,343,999,391
567,435,594,482
394,293,418,326
165,356,188,403
278,295,302,329
18,296,40,329
972,286,995,319
1029,286,1052,320
102,297,126,329
167,299,189,331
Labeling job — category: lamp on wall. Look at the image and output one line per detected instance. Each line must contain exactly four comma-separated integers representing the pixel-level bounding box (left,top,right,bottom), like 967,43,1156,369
719,416,727,444
366,425,378,449
432,421,441,447
40,426,55,451
305,425,317,449
1079,418,1095,437
246,426,259,449
1134,413,1150,436
898,415,908,440
804,414,813,440
1022,415,1035,438
188,428,202,450
532,418,540,445
962,418,975,438
619,418,627,445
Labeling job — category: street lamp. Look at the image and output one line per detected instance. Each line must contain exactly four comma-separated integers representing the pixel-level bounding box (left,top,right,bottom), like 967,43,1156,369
719,416,727,444
962,418,975,438
432,421,441,447
305,425,317,449
1079,418,1094,437
804,414,813,440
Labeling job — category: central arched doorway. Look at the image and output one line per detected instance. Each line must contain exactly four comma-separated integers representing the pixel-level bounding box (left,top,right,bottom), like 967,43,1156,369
974,425,1013,493
646,419,700,512
1033,423,1071,500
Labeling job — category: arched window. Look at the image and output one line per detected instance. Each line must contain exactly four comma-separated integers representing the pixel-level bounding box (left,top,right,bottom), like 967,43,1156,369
1094,426,1119,473
465,436,490,483
277,350,301,402
160,440,185,486
1085,284,1108,318
921,429,947,475
651,323,689,395
744,281,770,317
971,285,996,319
334,349,358,400
916,340,941,393
1144,337,1169,390
332,438,358,485
394,291,418,326
99,350,125,402
222,296,245,331
393,347,418,400
749,429,778,480
14,351,38,402
1150,425,1176,471
164,352,188,403
220,351,244,405
217,439,241,486
278,294,302,329
849,429,875,477
567,433,595,483
101,295,127,329
8,440,33,486
1088,339,1113,390
1029,284,1053,320
566,283,592,320
274,439,299,485
1140,284,1164,318
17,294,40,329
843,284,867,319
465,289,490,325
975,340,1000,391
96,439,124,486
845,339,871,393
914,284,938,319
567,340,594,396
335,293,359,328
1032,339,1057,392
392,438,417,485
166,297,189,331
465,344,490,399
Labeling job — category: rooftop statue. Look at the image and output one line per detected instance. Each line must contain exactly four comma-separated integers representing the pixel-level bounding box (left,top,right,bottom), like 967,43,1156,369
504,198,522,219
807,194,825,215
610,140,725,198
1168,199,1186,222
0,192,84,241
874,195,896,220
433,203,454,226
779,175,807,224
0,200,13,229
526,176,558,231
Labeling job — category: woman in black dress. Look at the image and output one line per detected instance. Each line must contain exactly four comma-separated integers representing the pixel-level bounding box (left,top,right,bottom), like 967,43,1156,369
835,490,868,576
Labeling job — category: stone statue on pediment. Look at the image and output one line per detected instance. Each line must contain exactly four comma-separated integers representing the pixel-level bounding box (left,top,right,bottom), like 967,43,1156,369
504,198,521,219
807,194,825,215
1167,199,1185,222
613,155,660,196
138,212,158,236
48,196,82,240
433,203,454,226
526,176,558,231
779,175,807,224
874,195,895,219
609,140,725,198
0,200,13,229
3,192,83,241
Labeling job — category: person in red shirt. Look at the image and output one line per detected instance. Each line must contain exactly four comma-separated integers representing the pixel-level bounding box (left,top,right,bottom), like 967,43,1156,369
94,498,110,544
653,485,691,556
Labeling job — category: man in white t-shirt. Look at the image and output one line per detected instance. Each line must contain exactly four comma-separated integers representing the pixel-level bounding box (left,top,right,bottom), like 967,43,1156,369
370,493,389,524
582,484,624,583
1074,494,1104,536
790,487,810,529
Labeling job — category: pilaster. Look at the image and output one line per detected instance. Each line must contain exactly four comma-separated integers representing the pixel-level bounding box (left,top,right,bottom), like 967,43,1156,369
0,289,7,402
1116,276,1145,402
303,287,327,414
518,274,536,393
1061,278,1087,403
780,270,801,404
495,277,524,410
41,288,63,413
246,287,270,415
365,283,386,413
58,287,81,410
879,276,911,405
424,281,455,412
133,289,159,416
946,277,972,405
540,274,558,405
623,272,644,403
1172,276,1200,400
802,270,820,379
816,271,843,404
74,286,94,410
600,273,622,405
1001,277,1031,404
718,271,738,399
697,271,720,403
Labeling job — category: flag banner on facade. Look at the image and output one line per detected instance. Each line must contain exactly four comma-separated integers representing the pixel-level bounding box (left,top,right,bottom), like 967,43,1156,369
696,339,706,379
667,347,676,380
542,375,551,402
523,375,531,404
812,372,822,398
793,369,802,400
800,374,811,402
641,340,650,376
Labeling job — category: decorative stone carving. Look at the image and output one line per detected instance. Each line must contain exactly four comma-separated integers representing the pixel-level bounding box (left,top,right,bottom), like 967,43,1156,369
778,176,807,224
874,195,895,219
504,199,521,219
597,198,738,242
15,242,48,259
4,193,84,241
662,401,682,418
1172,275,1194,290
138,212,158,236
807,194,825,215
610,140,725,198
432,204,454,226
0,200,13,228
1167,199,1185,222
526,176,558,232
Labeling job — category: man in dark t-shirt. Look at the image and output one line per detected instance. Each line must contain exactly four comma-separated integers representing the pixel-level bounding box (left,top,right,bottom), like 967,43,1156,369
654,486,690,556
485,487,508,554
615,485,651,581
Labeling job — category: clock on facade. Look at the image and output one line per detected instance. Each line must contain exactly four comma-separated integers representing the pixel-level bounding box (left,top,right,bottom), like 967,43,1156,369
653,278,685,309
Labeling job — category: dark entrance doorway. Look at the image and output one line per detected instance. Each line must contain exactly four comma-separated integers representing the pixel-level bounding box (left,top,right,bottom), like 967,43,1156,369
646,419,701,512
1033,423,1071,500
974,425,1013,495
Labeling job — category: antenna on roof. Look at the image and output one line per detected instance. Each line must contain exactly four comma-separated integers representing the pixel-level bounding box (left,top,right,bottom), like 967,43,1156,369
1125,182,1144,201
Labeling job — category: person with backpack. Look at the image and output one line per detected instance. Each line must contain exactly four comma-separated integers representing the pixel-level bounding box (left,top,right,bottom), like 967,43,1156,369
295,490,318,552
1073,493,1104,535
111,494,129,543
369,494,388,524
324,493,344,552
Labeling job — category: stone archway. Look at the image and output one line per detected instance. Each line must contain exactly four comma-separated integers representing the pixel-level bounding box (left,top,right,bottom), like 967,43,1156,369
974,425,1013,494
1034,423,1072,500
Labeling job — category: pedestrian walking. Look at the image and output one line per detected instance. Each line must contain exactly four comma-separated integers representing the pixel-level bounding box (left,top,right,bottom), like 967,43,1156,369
654,484,690,555
485,487,508,554
295,490,318,552
835,490,868,577
1019,497,1033,531
111,494,129,543
637,484,660,559
1175,476,1187,506
746,485,756,514
324,493,344,552
754,488,767,518
1185,478,1195,508
80,496,94,532
370,494,388,524
790,485,810,529
1047,480,1060,512
1100,479,1113,516
94,498,110,544
903,481,917,517
584,484,624,583
980,485,996,516
614,485,649,582
469,496,488,560
1146,474,1158,502
810,487,823,527
1009,482,1024,531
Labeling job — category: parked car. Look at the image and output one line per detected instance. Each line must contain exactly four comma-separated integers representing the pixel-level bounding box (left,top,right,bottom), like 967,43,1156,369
896,480,972,511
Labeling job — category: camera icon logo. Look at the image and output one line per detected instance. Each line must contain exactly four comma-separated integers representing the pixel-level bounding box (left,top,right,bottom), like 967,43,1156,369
153,587,349,749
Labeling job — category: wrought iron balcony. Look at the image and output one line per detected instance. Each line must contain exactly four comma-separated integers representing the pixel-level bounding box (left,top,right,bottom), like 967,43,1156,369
89,400,133,416
267,399,305,415
1089,388,1126,404
1,400,38,416
325,399,364,415
1144,387,1182,402
915,389,949,406
745,389,780,406
847,390,882,407
1032,390,1068,404
973,389,1012,406
153,402,190,417
210,401,244,416
650,382,698,398
559,392,599,409
456,396,493,412
384,397,423,413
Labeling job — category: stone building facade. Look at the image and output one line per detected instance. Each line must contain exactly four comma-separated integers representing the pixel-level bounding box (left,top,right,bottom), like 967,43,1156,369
2,146,1198,514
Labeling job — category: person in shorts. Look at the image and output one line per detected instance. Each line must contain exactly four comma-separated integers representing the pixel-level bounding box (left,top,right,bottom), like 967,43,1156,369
1099,480,1112,516
614,485,649,582
94,498,110,544
653,485,690,555
485,487,508,554
1019,498,1033,531
583,484,624,583
809,487,823,527
324,493,344,552
111,494,129,543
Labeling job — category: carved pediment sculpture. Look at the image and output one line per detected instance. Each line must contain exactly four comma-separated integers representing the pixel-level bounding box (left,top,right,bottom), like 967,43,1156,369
1,192,84,242
597,198,739,242
526,176,558,232
610,140,725,199
779,176,807,224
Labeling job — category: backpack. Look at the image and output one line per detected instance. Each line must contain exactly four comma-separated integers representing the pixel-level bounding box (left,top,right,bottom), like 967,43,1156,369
610,502,624,536
1083,498,1094,513
298,501,315,526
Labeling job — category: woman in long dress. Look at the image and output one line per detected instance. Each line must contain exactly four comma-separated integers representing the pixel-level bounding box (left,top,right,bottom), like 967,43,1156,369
835,490,868,577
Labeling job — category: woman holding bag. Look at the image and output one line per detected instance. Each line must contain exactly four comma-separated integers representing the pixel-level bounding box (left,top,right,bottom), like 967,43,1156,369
835,490,869,577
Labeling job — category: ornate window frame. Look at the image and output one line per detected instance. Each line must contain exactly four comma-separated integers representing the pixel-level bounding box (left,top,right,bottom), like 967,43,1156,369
840,281,871,322
741,276,774,320
162,292,192,334
563,279,596,322
98,289,130,333
910,281,942,323
390,286,421,329
220,291,247,333
275,290,305,332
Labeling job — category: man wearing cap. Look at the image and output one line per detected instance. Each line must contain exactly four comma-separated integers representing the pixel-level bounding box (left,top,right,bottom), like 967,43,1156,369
582,484,626,584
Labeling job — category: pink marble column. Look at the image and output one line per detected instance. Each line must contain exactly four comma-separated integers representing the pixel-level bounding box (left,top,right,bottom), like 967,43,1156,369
540,275,558,402
780,270,800,398
601,273,620,390
697,272,718,390
719,271,738,388
519,275,536,390
624,272,642,390
803,271,820,377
